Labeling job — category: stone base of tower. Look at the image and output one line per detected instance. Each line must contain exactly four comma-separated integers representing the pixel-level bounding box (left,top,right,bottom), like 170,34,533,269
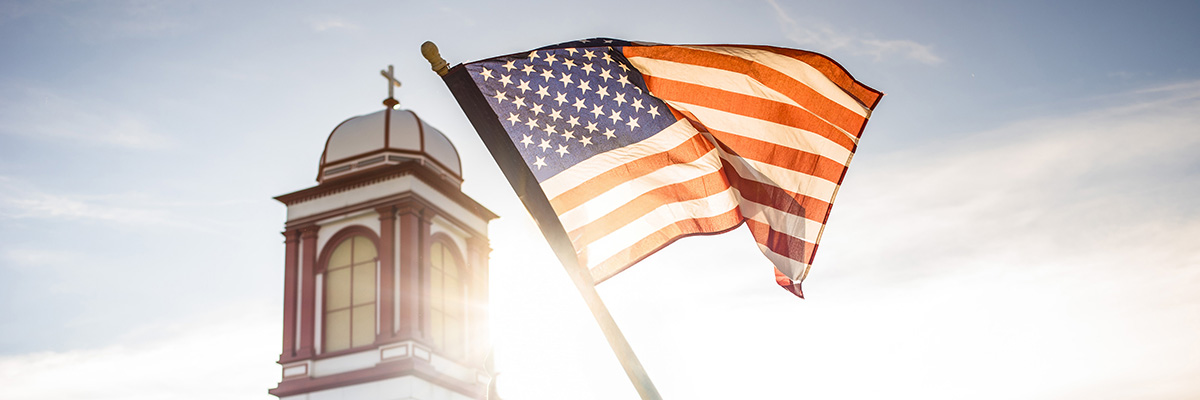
277,375,478,400
270,341,486,399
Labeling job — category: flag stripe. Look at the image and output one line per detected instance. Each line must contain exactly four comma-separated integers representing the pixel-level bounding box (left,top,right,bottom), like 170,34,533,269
658,102,854,167
541,119,701,199
731,44,884,111
639,75,859,151
557,149,723,232
706,127,848,184
626,45,871,124
746,218,814,280
587,208,745,283
721,159,832,224
568,170,730,246
581,188,740,271
550,133,716,214
624,55,849,134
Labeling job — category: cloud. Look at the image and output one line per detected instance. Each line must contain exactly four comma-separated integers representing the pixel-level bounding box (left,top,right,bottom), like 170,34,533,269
0,85,171,150
0,178,173,227
0,305,279,400
765,0,944,65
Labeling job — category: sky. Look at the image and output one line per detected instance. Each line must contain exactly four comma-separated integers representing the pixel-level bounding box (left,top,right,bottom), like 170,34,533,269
1,0,1198,399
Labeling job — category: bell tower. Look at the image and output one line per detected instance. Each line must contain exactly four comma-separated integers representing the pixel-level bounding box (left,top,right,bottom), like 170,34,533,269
270,67,496,399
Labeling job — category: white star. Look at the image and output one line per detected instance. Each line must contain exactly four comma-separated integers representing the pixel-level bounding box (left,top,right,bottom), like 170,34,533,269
584,121,599,133
608,109,623,124
604,39,614,44
557,72,573,86
560,129,575,141
524,117,539,130
596,86,610,100
581,62,595,75
631,97,645,112
563,58,576,69
625,117,640,130
617,62,629,72
583,50,596,60
502,60,518,72
555,144,570,157
533,156,547,169
601,128,616,139
544,53,558,66
554,91,569,106
527,51,539,62
579,135,593,146
491,90,507,103
519,134,534,147
648,105,661,118
590,104,605,118
498,74,512,87
479,68,494,81
506,113,521,125
617,74,630,87
599,68,612,82
602,52,613,64
614,92,628,107
521,64,535,75
530,103,545,115
549,108,563,121
566,115,580,128
565,48,579,56
516,80,531,93
572,97,587,112
512,96,526,109
577,79,592,94
535,85,550,99
537,139,552,152
542,124,557,135
540,69,555,82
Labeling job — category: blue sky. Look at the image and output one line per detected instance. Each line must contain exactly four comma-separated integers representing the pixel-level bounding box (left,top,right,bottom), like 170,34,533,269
1,1,1198,398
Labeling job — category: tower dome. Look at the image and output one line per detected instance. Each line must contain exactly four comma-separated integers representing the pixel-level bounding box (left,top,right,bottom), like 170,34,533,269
318,108,462,185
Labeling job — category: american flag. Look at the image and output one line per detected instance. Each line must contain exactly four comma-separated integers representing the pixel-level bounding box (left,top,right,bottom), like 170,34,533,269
448,38,881,297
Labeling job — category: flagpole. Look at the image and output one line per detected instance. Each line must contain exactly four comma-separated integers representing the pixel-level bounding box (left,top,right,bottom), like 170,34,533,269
422,41,663,400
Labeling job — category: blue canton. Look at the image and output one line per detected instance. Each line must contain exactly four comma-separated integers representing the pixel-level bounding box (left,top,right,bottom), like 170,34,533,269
466,39,677,182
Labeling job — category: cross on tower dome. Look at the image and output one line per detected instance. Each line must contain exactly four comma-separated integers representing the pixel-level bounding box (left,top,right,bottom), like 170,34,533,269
380,64,401,108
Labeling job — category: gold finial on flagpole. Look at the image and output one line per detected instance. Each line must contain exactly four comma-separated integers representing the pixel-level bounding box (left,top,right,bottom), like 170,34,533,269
421,41,449,76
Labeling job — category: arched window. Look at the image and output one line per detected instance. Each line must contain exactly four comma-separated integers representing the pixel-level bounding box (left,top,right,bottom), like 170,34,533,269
429,240,466,359
324,235,377,353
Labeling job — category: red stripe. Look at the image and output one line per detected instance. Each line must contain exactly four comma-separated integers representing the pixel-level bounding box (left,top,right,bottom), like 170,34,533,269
715,44,884,111
567,171,732,247
549,132,714,212
744,218,817,264
706,127,848,184
641,75,862,152
587,208,745,283
624,46,871,137
720,159,832,224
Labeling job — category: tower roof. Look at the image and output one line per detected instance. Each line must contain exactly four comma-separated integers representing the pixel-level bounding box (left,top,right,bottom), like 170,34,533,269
318,108,462,185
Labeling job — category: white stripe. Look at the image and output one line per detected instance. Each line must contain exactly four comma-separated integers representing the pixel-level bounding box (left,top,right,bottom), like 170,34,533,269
674,103,854,165
738,194,825,243
720,150,839,204
556,149,723,232
627,55,858,144
581,188,740,269
677,45,872,118
753,240,811,281
540,119,701,199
